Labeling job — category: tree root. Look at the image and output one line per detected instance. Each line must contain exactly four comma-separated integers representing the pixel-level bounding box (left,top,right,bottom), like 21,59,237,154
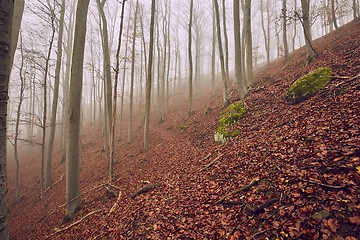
216,178,261,203
301,179,347,190
245,195,280,215
45,173,65,193
201,153,224,171
47,209,102,239
130,183,159,199
108,191,122,216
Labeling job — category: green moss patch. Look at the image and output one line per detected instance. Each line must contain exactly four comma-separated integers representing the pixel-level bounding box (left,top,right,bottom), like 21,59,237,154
288,67,332,104
214,102,247,144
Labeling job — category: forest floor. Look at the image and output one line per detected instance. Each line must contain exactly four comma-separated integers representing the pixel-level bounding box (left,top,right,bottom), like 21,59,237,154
8,18,360,239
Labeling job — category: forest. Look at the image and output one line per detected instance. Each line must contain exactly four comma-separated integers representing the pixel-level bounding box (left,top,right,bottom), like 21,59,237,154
0,0,359,239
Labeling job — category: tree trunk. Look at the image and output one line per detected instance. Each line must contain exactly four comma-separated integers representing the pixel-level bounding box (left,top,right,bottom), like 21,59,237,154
144,0,156,150
234,0,246,98
243,0,253,86
0,1,14,237
282,0,289,59
128,0,139,143
45,0,65,189
66,0,90,217
222,0,230,82
300,0,315,64
213,0,229,103
110,0,126,182
331,0,338,29
188,0,194,115
260,0,270,65
211,8,217,96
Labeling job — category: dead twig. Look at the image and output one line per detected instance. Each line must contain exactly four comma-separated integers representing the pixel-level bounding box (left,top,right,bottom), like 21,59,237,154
201,153,224,171
130,183,159,199
216,178,261,204
200,152,212,162
108,191,122,216
46,209,102,239
301,179,347,190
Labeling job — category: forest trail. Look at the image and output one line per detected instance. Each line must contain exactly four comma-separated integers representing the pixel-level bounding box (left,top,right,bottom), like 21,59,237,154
8,18,360,239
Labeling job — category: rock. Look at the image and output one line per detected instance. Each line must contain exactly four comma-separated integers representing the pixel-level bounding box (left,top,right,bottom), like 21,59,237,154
288,67,332,104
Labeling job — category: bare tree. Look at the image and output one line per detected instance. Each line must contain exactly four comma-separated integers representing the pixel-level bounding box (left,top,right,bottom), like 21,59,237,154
299,0,316,64
66,0,90,217
282,0,289,59
243,0,253,86
234,0,246,98
188,0,194,114
144,0,156,150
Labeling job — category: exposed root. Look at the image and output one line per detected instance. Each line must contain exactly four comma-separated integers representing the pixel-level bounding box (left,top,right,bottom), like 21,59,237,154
246,195,281,215
108,191,122,216
201,153,224,171
216,178,261,203
130,183,159,199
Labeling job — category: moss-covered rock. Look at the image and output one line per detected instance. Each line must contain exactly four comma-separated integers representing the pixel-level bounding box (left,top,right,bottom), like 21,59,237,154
214,102,247,144
288,67,332,104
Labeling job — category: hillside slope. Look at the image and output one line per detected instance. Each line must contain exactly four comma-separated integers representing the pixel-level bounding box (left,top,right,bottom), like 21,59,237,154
9,19,360,239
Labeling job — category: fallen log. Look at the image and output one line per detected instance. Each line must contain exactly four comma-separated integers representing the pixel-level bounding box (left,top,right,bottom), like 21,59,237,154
130,183,159,199
246,195,280,215
216,178,261,203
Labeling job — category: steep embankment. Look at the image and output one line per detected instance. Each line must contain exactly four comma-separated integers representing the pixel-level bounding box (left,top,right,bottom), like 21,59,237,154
9,19,360,239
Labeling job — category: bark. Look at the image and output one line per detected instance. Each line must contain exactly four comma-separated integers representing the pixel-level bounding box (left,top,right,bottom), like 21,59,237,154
66,0,90,217
260,0,270,65
233,0,246,98
243,0,253,86
144,0,156,150
213,0,229,103
331,0,338,29
45,0,65,189
0,1,14,238
97,0,112,154
110,0,126,182
282,0,289,59
300,0,315,64
188,0,194,115
222,0,230,81
128,0,139,143
211,9,216,96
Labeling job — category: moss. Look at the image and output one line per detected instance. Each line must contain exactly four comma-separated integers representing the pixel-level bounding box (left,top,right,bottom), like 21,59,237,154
288,67,332,104
214,102,247,144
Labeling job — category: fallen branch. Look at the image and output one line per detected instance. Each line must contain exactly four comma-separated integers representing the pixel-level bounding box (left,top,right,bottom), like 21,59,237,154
216,178,261,204
302,179,347,190
246,195,280,215
45,173,65,193
108,191,122,216
200,153,212,162
130,183,159,199
46,209,102,239
201,153,224,171
59,183,106,209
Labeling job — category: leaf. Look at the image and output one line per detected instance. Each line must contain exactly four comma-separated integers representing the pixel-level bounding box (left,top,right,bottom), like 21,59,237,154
349,216,360,224
356,166,360,174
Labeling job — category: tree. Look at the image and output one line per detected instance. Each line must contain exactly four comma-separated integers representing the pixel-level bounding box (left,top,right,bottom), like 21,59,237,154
233,0,246,98
213,0,230,103
260,0,270,64
299,0,316,64
110,0,126,182
66,0,90,217
128,0,139,143
282,0,289,59
243,0,253,86
188,0,194,115
45,0,66,189
330,0,339,29
144,0,156,150
0,1,14,238
222,0,230,82
353,0,359,18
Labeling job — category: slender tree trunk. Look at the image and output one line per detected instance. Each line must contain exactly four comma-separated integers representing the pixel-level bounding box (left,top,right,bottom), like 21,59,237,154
109,0,126,182
66,0,90,217
282,0,289,59
331,0,338,29
300,0,315,64
211,10,217,96
234,0,246,98
260,0,270,65
128,0,139,143
144,0,156,150
214,0,230,103
243,0,253,86
188,0,194,115
222,0,230,81
45,0,65,188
